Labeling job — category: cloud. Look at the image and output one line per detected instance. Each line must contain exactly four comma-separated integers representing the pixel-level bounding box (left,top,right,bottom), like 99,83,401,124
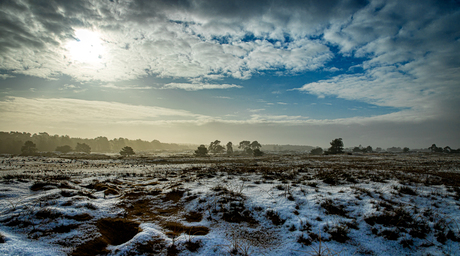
0,74,15,80
213,96,233,99
291,0,460,124
248,109,265,113
160,83,242,91
0,96,208,124
0,0,350,82
101,84,153,90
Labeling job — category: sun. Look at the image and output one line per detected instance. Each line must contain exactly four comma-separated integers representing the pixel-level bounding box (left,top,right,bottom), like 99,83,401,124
66,29,105,63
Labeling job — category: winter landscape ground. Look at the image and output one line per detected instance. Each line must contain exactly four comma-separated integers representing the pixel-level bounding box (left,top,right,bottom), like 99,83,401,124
0,153,459,256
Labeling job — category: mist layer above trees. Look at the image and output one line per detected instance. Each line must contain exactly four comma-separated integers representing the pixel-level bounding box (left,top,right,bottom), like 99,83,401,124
0,131,195,154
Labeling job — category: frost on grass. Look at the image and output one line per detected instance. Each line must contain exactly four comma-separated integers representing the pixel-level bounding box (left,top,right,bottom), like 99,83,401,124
0,154,460,255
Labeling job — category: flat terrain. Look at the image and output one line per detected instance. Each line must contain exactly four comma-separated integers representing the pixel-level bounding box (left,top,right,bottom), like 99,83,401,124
1,153,460,255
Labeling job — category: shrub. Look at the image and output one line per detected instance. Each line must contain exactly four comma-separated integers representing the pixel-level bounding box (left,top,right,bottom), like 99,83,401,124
321,199,348,217
120,146,135,156
266,210,285,226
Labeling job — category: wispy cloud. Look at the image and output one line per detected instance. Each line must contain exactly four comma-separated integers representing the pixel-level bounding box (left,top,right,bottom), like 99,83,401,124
160,83,242,91
0,96,208,124
0,74,15,80
101,84,153,90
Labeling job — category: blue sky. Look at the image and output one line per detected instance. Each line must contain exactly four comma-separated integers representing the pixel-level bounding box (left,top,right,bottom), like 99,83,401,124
0,0,459,148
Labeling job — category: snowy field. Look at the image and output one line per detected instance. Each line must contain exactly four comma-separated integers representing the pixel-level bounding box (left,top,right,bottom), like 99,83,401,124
1,153,459,256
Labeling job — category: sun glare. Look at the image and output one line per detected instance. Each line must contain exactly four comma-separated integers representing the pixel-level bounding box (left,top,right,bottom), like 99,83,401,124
67,29,105,63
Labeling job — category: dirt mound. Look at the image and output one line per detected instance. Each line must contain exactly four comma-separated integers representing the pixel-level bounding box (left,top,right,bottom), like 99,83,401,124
96,218,140,245
72,218,140,256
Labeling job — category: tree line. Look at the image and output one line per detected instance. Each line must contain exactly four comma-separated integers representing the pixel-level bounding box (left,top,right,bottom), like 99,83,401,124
195,140,264,157
309,138,460,155
0,131,194,155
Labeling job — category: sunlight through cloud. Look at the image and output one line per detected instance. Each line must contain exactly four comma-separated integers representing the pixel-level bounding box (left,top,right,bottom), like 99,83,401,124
66,29,105,64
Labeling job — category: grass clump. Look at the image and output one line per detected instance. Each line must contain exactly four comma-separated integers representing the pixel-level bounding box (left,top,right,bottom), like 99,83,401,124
324,223,350,243
321,199,348,217
30,181,58,191
35,208,63,219
266,210,285,226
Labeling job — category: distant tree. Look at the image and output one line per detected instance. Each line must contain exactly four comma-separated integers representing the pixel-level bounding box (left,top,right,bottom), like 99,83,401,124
208,140,225,154
352,147,361,153
310,147,323,155
429,144,443,153
443,146,452,153
226,142,233,155
239,141,250,150
75,143,91,154
253,148,264,157
365,146,373,153
387,147,403,152
403,147,410,153
327,138,344,154
120,146,135,156
250,141,262,150
237,140,263,155
21,141,37,156
55,145,72,153
375,147,382,152
195,145,208,157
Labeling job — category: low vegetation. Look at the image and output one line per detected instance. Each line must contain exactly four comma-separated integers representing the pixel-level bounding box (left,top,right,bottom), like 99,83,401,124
0,153,459,255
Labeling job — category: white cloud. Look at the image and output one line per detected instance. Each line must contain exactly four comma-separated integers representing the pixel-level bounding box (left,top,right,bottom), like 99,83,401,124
248,109,265,113
101,84,153,90
0,0,338,82
0,74,15,80
160,83,242,91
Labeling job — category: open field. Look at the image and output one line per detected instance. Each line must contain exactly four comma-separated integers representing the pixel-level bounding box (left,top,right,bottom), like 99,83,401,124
1,153,460,255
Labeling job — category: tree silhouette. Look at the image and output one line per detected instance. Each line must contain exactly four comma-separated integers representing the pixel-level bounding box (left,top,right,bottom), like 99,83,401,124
21,141,37,156
75,143,91,154
238,140,262,155
120,146,135,156
208,140,225,154
195,145,208,156
250,141,262,150
429,144,443,153
327,138,344,154
239,141,250,150
226,142,233,155
403,147,410,153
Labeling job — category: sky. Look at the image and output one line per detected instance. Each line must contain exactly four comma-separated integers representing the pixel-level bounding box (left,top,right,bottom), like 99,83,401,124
0,0,459,149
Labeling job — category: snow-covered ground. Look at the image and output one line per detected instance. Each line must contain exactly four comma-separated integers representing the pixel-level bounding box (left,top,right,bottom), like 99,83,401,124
0,154,459,255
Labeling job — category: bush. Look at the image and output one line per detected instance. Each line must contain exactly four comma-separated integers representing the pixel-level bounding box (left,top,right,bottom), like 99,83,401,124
310,147,323,155
253,149,264,157
195,145,208,156
120,146,135,156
